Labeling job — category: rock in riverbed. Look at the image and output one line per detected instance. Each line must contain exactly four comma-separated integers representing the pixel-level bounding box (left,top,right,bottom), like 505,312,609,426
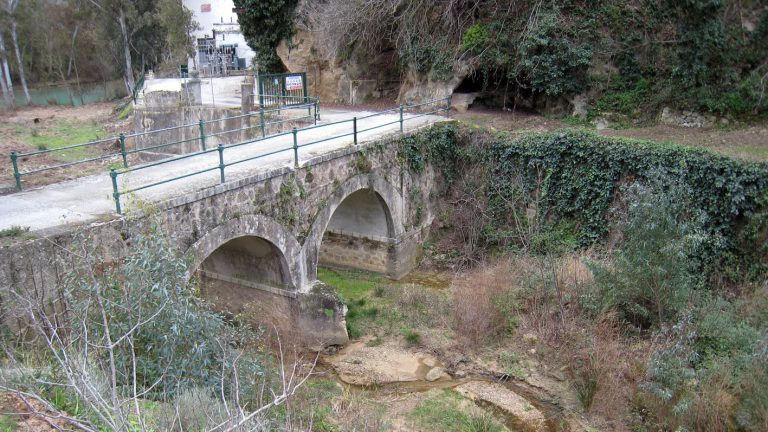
327,339,447,386
456,381,547,432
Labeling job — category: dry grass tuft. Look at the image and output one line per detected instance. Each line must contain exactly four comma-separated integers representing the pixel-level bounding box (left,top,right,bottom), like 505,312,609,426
451,258,530,346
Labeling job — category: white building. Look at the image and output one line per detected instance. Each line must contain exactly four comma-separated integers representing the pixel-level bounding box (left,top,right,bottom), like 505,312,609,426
183,0,256,73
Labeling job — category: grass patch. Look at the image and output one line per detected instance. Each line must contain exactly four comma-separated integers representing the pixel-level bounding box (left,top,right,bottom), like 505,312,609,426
402,328,421,346
318,268,391,339
0,226,29,238
317,267,451,340
22,121,107,162
317,268,382,300
0,415,17,432
411,389,504,432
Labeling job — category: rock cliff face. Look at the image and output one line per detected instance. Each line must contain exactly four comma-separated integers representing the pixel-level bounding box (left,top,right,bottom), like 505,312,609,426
397,62,471,105
276,30,349,104
277,30,469,106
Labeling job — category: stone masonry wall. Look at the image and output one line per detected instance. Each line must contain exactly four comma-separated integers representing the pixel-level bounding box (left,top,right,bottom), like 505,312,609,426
318,231,390,274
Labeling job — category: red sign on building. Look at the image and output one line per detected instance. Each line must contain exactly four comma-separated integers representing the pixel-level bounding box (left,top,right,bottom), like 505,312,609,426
201,4,211,13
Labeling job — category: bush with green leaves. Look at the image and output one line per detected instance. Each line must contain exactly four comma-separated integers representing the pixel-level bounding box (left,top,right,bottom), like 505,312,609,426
586,175,706,329
234,0,299,72
638,298,767,430
476,129,768,279
68,226,256,398
398,124,767,281
0,223,276,431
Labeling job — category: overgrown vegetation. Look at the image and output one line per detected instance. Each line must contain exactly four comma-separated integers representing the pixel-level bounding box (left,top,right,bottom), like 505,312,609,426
405,123,768,430
0,223,311,431
247,1,768,119
317,268,451,343
233,0,300,72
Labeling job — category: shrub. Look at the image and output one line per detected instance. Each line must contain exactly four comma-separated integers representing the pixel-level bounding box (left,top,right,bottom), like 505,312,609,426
452,260,522,345
587,174,706,329
402,328,421,346
638,299,765,430
0,226,29,238
0,223,287,431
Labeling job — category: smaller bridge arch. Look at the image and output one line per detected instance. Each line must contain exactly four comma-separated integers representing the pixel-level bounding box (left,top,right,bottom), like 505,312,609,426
187,215,304,316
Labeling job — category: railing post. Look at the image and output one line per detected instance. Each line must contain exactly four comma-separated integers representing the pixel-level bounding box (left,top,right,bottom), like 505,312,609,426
259,106,266,138
10,151,21,191
353,117,358,145
110,168,121,214
292,127,299,168
399,104,404,133
198,119,207,151
119,132,128,167
315,98,321,121
217,144,225,183
307,98,312,118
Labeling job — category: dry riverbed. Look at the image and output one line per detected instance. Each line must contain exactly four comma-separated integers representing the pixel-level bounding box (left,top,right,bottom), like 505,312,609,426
301,268,597,432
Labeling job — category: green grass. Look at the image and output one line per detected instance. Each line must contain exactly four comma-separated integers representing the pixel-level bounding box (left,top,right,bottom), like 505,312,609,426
317,268,383,300
317,268,391,339
411,389,504,432
317,267,452,340
402,328,421,346
0,415,17,432
23,121,107,162
0,226,29,238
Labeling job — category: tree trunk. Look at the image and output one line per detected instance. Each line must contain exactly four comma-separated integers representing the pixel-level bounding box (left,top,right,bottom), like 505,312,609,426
10,20,30,104
0,64,9,106
118,7,135,95
0,31,14,107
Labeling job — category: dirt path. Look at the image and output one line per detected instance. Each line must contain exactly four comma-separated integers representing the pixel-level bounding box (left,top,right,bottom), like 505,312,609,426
454,107,768,162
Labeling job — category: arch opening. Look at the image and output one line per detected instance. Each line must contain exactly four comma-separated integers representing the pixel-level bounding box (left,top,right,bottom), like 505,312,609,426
197,235,295,316
318,189,395,275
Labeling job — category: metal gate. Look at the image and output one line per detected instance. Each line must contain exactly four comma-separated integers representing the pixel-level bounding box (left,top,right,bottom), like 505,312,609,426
257,72,308,107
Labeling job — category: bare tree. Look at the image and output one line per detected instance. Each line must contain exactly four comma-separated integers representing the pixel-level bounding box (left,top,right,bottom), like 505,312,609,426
6,0,29,104
0,29,14,107
86,0,136,94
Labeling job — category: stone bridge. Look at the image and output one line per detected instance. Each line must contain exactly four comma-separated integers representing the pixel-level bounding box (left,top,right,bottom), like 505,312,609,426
0,123,451,348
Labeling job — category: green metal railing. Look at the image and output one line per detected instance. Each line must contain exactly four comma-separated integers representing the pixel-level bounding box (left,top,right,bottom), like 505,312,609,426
9,102,318,191
109,97,451,214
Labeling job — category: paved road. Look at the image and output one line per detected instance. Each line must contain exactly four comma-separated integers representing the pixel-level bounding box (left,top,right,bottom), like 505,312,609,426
0,110,447,232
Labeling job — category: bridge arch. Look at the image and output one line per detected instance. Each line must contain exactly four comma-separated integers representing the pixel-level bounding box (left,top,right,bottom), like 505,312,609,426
303,174,404,283
187,214,303,291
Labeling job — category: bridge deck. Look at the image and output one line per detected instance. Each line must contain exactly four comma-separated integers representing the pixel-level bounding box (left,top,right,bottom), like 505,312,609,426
0,110,446,232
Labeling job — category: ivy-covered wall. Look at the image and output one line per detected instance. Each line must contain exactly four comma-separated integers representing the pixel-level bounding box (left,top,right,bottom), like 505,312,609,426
401,123,768,280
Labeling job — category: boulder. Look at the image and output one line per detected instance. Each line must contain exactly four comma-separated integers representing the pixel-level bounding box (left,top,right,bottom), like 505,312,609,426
425,367,445,382
397,60,472,105
276,30,349,103
451,93,478,113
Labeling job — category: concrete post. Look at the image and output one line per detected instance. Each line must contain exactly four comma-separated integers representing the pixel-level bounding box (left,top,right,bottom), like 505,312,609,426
181,69,202,106
241,81,254,141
